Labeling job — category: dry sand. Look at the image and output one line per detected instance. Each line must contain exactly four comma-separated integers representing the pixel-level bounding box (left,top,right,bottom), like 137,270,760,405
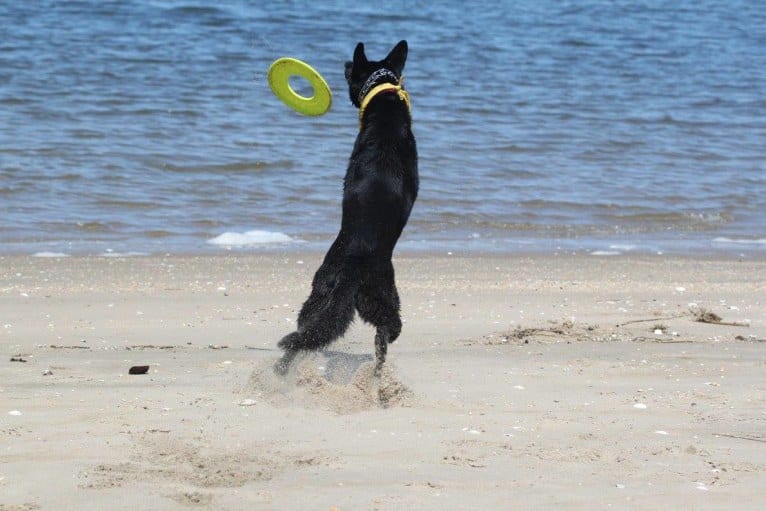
1,253,765,510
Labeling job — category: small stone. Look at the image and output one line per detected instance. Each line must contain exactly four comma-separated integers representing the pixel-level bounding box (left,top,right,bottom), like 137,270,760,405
8,410,22,416
43,369,53,376
128,365,150,375
633,403,647,409
239,399,257,407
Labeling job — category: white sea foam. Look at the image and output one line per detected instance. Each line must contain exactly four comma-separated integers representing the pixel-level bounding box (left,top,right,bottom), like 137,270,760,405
713,237,766,245
32,252,69,258
207,230,295,247
98,251,148,257
591,250,621,256
609,244,637,251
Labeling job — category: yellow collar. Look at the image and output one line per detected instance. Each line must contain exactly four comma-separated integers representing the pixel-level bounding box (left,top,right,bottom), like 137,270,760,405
358,79,411,128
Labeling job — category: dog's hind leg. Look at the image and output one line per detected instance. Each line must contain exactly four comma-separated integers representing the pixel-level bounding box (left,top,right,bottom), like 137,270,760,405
356,261,402,376
274,265,359,375
295,261,337,330
374,330,389,377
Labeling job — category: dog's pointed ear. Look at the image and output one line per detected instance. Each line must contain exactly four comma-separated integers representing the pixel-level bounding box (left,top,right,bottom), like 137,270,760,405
353,42,367,67
346,42,367,81
385,40,408,76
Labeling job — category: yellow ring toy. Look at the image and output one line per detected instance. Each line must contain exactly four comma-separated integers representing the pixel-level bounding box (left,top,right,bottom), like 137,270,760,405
268,57,332,116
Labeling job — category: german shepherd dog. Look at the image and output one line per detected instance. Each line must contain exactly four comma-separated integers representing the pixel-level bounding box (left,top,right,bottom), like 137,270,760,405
274,40,418,375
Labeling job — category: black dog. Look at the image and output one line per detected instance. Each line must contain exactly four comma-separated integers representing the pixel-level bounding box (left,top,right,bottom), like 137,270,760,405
274,40,418,376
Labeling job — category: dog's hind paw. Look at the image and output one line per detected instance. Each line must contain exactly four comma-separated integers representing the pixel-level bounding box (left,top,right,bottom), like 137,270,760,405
273,346,299,376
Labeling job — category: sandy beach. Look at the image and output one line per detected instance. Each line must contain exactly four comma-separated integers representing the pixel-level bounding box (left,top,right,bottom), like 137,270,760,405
1,253,764,510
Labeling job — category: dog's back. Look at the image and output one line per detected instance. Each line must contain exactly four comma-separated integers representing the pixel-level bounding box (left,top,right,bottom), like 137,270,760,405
275,40,418,375
337,40,418,261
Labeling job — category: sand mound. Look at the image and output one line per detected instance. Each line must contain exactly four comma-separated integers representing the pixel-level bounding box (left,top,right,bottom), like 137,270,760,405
247,352,414,414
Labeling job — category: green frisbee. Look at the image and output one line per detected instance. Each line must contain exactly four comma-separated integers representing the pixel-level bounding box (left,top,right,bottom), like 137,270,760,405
268,57,332,116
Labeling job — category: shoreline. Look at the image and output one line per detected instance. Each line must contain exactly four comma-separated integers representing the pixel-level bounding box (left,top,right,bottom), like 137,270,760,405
2,254,765,509
3,231,766,261
5,246,766,262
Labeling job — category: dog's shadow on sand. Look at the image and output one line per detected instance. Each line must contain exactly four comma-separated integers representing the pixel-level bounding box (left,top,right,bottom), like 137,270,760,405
320,350,374,384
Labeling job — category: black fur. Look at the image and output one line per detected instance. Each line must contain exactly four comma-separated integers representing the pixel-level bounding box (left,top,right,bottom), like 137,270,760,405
274,40,418,376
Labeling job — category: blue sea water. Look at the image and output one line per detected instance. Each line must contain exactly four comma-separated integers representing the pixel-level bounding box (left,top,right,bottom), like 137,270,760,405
1,1,765,256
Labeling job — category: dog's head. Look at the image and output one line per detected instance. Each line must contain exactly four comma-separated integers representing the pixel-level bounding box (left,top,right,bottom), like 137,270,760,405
344,40,408,108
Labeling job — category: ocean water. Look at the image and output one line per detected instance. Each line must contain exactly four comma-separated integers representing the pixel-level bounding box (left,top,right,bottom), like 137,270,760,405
1,0,765,257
